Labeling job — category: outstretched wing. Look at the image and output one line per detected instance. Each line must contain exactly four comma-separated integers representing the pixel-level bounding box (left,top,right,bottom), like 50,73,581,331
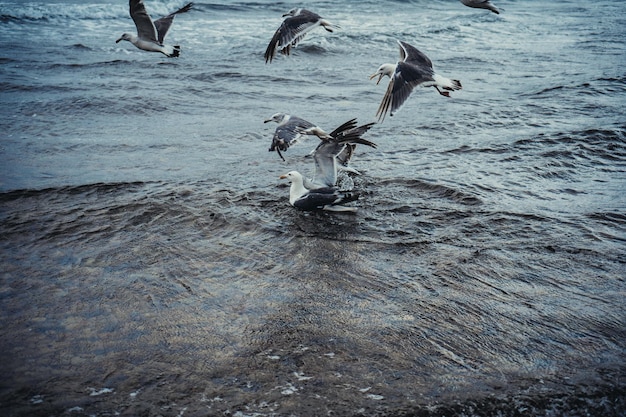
269,116,317,156
376,62,434,121
154,2,193,44
398,40,434,69
264,12,323,63
129,0,158,43
293,188,358,211
313,120,377,187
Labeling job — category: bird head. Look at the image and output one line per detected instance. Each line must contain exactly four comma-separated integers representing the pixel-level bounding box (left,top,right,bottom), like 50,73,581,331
264,113,288,124
279,171,302,184
116,33,132,43
369,64,396,85
283,8,302,17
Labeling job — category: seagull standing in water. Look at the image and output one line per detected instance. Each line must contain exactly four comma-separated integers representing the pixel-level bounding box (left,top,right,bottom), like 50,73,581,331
264,8,338,63
280,119,376,212
116,0,193,57
370,40,462,122
460,0,500,14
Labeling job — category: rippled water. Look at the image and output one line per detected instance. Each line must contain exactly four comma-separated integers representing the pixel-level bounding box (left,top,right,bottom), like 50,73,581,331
1,0,625,416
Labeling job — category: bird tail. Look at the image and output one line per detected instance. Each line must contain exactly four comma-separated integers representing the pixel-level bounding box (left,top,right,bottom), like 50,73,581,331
319,19,340,33
170,46,181,58
323,205,358,213
324,192,360,212
337,192,360,205
488,4,500,14
434,74,462,91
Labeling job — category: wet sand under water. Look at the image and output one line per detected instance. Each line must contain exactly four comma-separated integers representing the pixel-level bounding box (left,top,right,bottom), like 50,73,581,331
0,181,624,416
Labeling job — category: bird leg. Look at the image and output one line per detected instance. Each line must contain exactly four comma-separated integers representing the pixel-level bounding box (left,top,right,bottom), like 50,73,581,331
276,147,286,162
303,126,333,140
435,86,450,97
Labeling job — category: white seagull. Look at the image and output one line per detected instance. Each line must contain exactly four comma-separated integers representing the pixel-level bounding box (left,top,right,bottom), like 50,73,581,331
460,0,500,14
264,113,332,161
370,40,462,122
279,119,376,212
116,0,193,57
280,171,360,212
264,8,339,63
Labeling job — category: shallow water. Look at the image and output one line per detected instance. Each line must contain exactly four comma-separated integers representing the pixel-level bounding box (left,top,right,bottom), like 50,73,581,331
0,0,625,416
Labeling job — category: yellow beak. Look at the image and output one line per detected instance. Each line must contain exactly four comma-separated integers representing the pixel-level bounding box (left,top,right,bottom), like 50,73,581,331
369,73,383,85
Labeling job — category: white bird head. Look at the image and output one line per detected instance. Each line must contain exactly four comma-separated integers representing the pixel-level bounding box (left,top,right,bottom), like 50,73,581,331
279,171,303,184
116,33,133,43
369,64,396,85
283,8,303,18
264,112,289,125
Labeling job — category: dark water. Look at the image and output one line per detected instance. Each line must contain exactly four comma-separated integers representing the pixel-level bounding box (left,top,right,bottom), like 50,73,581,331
1,0,625,416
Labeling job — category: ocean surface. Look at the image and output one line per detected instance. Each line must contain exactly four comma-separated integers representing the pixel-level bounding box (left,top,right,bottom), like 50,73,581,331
1,0,625,415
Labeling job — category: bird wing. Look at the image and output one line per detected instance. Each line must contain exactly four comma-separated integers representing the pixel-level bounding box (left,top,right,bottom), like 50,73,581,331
264,12,323,62
462,0,499,12
376,62,433,121
129,0,159,43
269,116,317,154
278,13,323,48
312,141,341,188
293,188,343,210
331,119,376,148
154,2,193,44
398,41,434,69
313,121,377,186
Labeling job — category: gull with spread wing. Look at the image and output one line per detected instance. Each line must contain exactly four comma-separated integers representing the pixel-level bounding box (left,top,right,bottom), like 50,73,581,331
264,8,338,63
370,40,462,122
264,113,332,161
116,0,193,57
280,119,376,212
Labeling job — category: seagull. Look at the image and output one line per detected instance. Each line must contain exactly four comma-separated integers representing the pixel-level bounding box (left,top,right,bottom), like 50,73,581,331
460,0,500,14
264,113,332,161
264,8,339,63
116,0,193,57
311,119,377,187
279,171,360,212
279,119,376,212
370,40,462,122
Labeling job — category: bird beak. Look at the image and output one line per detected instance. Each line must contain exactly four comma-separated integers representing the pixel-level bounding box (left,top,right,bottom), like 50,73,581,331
279,174,287,179
115,37,123,43
264,119,272,123
369,73,383,85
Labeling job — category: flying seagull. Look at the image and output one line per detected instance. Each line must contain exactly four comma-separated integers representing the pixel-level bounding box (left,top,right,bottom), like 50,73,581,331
264,8,338,63
460,0,500,14
264,113,333,161
116,0,193,57
370,40,462,122
279,119,376,212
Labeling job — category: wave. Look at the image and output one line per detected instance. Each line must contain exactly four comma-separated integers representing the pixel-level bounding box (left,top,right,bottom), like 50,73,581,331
377,177,483,206
23,93,172,117
0,4,126,23
446,126,626,159
47,59,132,70
0,181,149,203
0,81,78,93
0,1,286,24
527,76,626,98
